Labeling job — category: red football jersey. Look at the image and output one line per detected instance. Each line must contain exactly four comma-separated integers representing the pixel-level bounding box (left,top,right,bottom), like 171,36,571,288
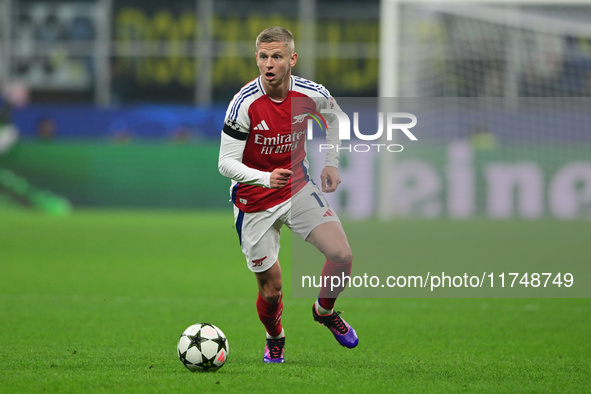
222,75,335,213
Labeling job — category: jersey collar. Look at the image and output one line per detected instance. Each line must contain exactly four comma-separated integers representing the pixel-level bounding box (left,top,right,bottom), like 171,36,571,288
257,76,266,95
257,75,295,102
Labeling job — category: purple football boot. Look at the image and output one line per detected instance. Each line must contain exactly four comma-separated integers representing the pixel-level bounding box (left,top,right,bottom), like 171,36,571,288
263,337,285,363
313,304,359,349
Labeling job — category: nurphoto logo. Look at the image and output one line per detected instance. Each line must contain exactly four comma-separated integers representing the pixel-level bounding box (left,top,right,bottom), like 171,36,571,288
304,108,418,153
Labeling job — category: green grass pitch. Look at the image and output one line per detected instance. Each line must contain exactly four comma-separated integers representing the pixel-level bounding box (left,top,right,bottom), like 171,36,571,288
1,210,590,393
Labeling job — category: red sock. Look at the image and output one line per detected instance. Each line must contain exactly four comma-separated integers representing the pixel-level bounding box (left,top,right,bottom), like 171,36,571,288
256,293,283,337
318,258,352,310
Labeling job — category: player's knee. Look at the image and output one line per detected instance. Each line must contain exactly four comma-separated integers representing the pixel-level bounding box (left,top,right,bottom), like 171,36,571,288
263,291,282,305
261,286,282,304
330,248,353,266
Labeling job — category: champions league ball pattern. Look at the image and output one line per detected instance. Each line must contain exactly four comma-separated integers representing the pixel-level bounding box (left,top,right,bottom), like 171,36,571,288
177,323,229,372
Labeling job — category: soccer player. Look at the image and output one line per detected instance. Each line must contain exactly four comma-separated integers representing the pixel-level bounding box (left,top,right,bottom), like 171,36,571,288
218,26,358,363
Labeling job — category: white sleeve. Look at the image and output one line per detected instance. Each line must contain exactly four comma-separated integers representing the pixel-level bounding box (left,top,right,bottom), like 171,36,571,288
318,96,341,168
218,132,271,188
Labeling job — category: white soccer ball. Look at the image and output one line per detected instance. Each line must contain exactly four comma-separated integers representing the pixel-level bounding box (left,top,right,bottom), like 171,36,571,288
177,323,229,372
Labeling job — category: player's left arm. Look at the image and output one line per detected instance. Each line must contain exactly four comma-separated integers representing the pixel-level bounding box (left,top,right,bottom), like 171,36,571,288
320,165,341,193
319,95,342,192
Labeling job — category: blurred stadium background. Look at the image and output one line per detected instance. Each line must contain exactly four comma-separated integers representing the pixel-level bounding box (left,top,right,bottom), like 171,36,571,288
1,0,590,219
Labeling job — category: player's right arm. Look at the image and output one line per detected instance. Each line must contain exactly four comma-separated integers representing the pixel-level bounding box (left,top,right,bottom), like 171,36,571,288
219,83,293,189
218,87,274,188
218,117,292,189
218,133,292,189
218,131,271,187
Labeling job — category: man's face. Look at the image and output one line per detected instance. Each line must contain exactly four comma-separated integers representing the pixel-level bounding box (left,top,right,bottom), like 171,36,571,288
256,41,297,89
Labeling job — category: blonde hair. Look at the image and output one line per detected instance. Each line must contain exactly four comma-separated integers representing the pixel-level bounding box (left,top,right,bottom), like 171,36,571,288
255,26,295,54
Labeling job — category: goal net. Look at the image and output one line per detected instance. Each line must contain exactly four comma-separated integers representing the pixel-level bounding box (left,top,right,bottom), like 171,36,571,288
375,0,591,220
